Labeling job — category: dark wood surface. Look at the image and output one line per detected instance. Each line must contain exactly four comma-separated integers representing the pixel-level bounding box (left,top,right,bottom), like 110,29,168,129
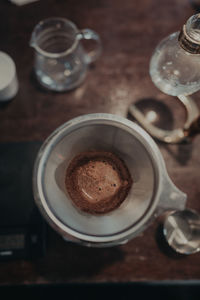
1,0,200,285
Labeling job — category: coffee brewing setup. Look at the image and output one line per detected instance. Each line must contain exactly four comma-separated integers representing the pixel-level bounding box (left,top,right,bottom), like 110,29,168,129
32,14,200,251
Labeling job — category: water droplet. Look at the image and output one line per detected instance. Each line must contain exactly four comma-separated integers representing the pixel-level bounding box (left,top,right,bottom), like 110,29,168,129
173,70,180,76
64,69,71,76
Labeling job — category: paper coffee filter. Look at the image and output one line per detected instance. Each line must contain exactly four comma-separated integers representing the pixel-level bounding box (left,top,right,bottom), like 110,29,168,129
37,119,156,237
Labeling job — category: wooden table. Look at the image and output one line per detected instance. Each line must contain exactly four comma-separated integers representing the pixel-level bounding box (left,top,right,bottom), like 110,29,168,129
0,0,200,285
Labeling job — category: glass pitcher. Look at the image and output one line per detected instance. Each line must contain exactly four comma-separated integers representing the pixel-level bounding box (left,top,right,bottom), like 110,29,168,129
30,17,102,91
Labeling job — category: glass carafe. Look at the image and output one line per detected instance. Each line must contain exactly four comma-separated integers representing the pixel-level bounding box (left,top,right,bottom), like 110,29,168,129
30,17,102,91
130,14,200,143
150,14,200,96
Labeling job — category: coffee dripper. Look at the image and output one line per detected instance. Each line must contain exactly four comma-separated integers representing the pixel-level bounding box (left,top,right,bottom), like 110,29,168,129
33,114,186,247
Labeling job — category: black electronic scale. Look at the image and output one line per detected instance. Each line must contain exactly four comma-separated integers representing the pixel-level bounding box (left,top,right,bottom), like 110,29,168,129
0,141,46,260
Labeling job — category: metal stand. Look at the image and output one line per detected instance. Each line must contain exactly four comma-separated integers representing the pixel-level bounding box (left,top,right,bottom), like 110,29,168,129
129,95,200,143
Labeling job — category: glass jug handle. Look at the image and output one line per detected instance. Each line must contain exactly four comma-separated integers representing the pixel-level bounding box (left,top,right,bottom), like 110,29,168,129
78,29,102,64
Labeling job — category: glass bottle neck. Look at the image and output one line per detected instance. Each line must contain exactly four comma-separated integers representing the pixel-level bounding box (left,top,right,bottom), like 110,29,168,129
179,14,200,54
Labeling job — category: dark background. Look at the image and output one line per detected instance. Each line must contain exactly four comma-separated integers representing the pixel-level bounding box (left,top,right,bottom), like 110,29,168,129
0,0,200,298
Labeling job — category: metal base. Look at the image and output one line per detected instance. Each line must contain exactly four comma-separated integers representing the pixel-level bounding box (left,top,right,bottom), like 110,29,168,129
129,95,199,143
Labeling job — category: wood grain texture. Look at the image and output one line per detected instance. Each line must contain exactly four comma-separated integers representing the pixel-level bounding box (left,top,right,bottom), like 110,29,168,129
0,0,200,284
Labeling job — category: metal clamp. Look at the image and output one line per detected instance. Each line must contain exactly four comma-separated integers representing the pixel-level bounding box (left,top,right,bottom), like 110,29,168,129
129,95,200,143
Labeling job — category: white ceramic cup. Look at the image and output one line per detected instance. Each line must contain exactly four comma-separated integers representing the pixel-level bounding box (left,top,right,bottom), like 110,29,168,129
0,51,18,101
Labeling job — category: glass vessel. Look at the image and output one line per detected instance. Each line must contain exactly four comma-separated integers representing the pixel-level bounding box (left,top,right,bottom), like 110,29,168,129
30,18,102,91
129,14,200,144
150,14,200,96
